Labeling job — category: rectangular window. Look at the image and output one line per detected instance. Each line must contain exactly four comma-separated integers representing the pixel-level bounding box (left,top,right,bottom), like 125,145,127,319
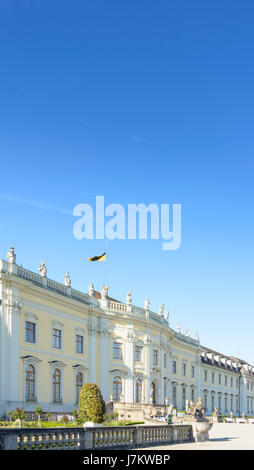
52,328,61,349
173,360,177,374
219,374,221,385
164,353,167,369
191,365,195,378
135,345,143,362
204,370,208,382
212,372,215,383
25,321,36,343
76,335,84,354
182,362,186,376
225,376,228,386
113,342,123,360
231,377,233,388
153,350,158,366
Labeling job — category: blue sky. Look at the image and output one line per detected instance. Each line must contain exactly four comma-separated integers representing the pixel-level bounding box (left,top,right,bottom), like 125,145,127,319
0,0,253,362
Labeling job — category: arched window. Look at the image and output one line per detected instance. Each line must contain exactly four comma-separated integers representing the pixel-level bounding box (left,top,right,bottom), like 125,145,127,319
151,382,156,404
136,379,142,403
113,376,122,402
211,394,215,411
76,372,83,404
172,386,177,408
26,365,35,401
218,394,221,411
182,387,186,409
53,368,61,403
204,391,208,410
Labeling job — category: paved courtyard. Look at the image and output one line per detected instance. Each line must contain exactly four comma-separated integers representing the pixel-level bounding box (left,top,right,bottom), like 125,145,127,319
137,423,254,450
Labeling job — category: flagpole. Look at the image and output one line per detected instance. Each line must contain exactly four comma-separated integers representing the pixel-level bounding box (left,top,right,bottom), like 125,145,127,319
105,239,109,291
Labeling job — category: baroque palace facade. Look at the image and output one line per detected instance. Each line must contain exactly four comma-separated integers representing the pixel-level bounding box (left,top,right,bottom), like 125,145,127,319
0,247,253,419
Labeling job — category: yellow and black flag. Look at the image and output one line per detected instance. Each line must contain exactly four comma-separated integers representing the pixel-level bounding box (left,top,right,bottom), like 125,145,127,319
88,252,106,262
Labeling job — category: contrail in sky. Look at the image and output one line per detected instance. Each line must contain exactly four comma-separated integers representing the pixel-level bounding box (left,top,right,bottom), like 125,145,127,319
0,193,72,215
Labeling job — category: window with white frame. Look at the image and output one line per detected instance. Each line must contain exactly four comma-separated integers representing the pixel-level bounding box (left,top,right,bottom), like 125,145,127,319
164,353,167,369
212,372,215,383
191,365,195,378
52,368,61,403
25,365,35,401
113,342,123,360
113,376,122,401
135,345,143,362
182,362,186,376
172,360,177,374
75,372,83,404
153,349,158,366
135,379,142,403
25,321,36,343
76,334,84,354
204,370,208,382
52,328,62,349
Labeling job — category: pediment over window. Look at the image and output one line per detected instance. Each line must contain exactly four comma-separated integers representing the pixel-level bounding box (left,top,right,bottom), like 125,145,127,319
72,364,88,372
48,360,66,367
21,355,41,364
109,368,127,375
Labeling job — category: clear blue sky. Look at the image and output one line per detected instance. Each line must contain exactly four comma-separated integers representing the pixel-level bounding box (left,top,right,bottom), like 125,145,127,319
0,0,253,363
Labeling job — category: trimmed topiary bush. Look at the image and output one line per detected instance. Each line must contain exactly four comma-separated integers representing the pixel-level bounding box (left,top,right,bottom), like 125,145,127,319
78,383,105,424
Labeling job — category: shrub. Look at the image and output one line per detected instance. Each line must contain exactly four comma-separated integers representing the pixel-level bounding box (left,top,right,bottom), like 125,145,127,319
10,408,26,421
78,383,105,424
34,406,43,420
60,416,69,426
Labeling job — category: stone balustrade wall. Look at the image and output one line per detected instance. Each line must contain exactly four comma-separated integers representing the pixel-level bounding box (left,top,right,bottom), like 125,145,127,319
0,424,193,450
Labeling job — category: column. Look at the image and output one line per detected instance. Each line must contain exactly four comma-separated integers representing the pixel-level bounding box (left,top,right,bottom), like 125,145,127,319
144,335,151,404
160,348,165,405
196,354,201,397
125,330,134,403
0,287,8,416
240,375,248,415
8,299,22,404
167,351,172,404
99,320,110,402
88,321,98,383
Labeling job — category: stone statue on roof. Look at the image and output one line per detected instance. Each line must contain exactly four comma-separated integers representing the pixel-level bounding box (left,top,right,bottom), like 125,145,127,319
64,272,71,287
38,261,47,277
7,246,16,263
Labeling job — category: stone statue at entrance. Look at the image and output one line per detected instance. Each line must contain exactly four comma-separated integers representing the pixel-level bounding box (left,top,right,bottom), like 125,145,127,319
191,397,205,419
188,396,213,442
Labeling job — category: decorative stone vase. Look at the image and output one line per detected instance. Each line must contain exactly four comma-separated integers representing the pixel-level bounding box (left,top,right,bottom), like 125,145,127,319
192,421,213,442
